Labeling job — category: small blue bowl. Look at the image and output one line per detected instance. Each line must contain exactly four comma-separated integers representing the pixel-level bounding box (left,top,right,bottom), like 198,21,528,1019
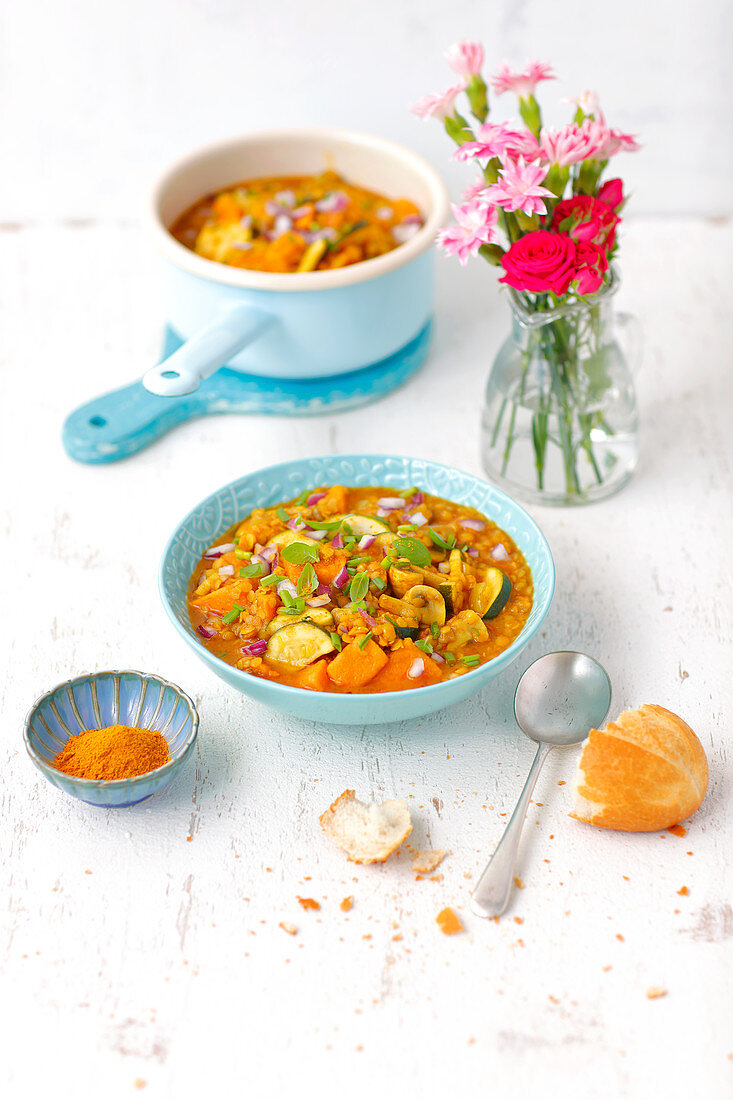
24,670,199,807
159,454,555,725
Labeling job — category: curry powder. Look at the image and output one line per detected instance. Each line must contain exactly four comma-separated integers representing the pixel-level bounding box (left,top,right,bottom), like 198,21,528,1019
53,724,169,781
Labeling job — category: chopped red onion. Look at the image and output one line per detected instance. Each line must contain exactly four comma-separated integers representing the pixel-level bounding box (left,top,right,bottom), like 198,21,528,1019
411,490,424,505
431,652,445,664
273,213,293,237
277,579,298,599
377,497,405,510
376,507,390,518
259,545,279,566
306,595,331,607
307,491,327,506
331,532,344,549
333,565,349,589
304,528,328,540
358,608,377,629
491,543,510,561
265,199,292,218
461,518,486,531
292,204,311,218
316,584,331,596
301,227,338,244
232,241,253,251
275,189,296,207
410,511,428,527
240,215,253,229
358,534,375,550
204,542,235,559
218,564,235,577
407,657,425,679
241,639,268,657
392,220,423,244
197,624,217,639
376,205,393,220
315,191,349,213
287,515,307,532
467,547,479,558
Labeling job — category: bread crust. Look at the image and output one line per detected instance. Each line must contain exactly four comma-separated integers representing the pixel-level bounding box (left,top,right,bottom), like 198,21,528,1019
571,704,708,832
320,789,412,863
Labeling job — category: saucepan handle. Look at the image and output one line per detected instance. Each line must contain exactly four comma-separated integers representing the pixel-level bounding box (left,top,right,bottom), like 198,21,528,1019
142,303,274,396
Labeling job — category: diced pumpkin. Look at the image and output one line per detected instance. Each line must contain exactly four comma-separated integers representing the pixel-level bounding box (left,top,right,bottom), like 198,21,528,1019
194,578,253,614
317,485,349,517
370,643,443,691
296,659,331,692
327,639,389,687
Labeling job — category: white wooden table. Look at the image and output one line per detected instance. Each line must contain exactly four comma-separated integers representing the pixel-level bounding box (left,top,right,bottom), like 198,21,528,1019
1,216,732,1098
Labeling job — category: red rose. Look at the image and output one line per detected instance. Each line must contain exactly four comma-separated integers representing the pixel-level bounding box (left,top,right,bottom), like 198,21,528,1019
499,230,577,295
571,241,609,295
597,177,624,211
552,194,619,251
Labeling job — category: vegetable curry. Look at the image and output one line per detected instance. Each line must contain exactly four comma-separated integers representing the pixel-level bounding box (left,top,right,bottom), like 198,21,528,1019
170,171,424,274
188,486,533,694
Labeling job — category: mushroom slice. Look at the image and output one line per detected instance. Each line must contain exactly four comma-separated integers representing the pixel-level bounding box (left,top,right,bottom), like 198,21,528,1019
388,564,423,599
404,585,446,627
439,609,489,648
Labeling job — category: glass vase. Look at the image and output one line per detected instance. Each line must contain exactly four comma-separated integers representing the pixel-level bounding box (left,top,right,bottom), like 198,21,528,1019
480,271,641,506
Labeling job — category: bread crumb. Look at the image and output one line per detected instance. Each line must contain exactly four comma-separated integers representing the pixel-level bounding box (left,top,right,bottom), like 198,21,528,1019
548,994,560,1004
340,896,353,912
392,933,402,941
320,789,412,863
279,922,298,935
513,916,523,924
412,849,446,874
677,885,689,896
430,873,444,883
646,986,667,1000
616,934,625,941
557,780,566,786
513,876,525,889
668,824,687,837
436,907,464,935
603,965,612,972
134,1081,147,1091
297,897,320,911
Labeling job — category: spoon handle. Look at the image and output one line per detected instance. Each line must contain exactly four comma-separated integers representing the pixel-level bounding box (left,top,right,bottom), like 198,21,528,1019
471,743,552,918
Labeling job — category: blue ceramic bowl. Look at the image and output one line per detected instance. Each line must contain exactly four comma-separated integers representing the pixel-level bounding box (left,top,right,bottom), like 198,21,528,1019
24,670,199,807
159,455,555,725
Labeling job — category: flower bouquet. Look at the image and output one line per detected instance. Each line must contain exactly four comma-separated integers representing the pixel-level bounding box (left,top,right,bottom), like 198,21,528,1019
413,44,641,506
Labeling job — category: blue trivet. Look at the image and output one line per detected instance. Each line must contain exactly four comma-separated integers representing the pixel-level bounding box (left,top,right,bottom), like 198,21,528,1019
62,319,432,464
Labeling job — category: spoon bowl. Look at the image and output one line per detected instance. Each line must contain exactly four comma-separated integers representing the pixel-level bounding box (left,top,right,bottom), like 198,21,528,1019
515,651,612,746
471,651,611,919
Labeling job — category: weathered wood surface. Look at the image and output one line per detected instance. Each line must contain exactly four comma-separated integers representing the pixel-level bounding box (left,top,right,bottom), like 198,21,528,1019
1,218,732,1098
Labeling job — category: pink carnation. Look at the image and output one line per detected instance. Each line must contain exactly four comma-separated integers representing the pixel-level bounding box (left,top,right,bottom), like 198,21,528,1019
411,81,468,122
452,121,528,163
445,40,484,77
436,200,499,266
576,119,640,161
462,179,492,204
539,123,599,167
563,90,604,122
483,158,554,217
490,59,555,99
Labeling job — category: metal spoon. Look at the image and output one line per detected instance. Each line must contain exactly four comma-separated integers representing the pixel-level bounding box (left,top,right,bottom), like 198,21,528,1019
471,651,612,919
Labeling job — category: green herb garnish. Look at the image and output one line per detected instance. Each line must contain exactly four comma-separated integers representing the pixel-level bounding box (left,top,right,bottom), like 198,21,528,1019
428,527,456,551
399,485,420,499
239,561,265,578
282,595,306,616
430,621,440,638
357,631,373,650
295,489,310,505
296,563,318,596
397,524,417,534
234,548,251,559
415,638,433,655
445,652,456,664
260,573,281,587
392,536,431,568
460,654,480,667
330,631,342,651
372,576,386,591
304,518,342,532
281,541,320,565
222,604,244,624
276,507,290,523
349,572,370,604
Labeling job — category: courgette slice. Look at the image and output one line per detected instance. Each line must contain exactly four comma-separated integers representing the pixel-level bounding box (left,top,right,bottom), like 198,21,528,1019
388,564,423,599
266,622,335,667
469,568,511,621
338,513,391,537
267,529,319,550
385,614,420,641
264,607,335,638
404,584,446,627
437,579,459,618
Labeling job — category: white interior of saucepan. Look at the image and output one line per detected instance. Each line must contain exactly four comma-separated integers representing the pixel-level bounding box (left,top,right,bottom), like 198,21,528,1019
148,127,449,291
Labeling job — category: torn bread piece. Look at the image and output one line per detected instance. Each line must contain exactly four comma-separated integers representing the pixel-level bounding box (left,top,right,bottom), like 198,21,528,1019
320,789,412,864
412,849,446,874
